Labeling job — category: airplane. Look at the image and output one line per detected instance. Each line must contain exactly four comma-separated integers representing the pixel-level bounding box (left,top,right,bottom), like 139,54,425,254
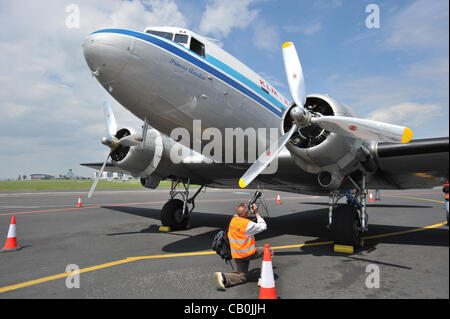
82,26,449,248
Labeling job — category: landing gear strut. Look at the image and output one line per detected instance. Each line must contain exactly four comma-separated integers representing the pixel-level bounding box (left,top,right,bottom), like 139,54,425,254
160,178,204,230
327,175,369,247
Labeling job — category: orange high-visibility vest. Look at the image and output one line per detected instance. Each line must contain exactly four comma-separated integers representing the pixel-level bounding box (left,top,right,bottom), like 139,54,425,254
445,180,449,200
228,216,256,259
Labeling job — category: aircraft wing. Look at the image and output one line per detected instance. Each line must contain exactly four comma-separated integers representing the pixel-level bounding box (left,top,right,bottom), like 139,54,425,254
81,137,448,193
369,137,449,189
81,162,132,175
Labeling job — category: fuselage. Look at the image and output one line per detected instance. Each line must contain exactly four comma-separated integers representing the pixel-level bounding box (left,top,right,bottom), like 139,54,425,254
83,27,292,161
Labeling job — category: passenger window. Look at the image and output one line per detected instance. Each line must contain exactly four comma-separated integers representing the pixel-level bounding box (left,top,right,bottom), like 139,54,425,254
146,30,173,41
190,37,205,58
174,34,188,44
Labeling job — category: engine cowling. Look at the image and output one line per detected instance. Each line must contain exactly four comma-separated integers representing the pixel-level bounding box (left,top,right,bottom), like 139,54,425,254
282,94,377,189
111,127,208,189
111,128,164,184
109,128,134,162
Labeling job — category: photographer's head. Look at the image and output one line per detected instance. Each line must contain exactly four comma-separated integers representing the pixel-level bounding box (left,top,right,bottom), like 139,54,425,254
236,203,250,218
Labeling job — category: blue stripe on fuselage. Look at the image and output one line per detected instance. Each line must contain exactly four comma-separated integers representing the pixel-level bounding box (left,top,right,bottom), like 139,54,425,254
91,29,284,118
205,54,287,113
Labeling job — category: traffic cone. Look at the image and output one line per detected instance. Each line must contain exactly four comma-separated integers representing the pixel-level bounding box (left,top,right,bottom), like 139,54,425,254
369,192,374,203
259,244,277,299
276,193,281,205
1,216,21,252
77,195,82,208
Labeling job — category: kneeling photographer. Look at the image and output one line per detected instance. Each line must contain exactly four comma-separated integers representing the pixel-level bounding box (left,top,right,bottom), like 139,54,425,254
214,198,271,291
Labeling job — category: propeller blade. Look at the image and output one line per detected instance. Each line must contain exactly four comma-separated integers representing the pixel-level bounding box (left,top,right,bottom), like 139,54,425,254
239,124,298,188
282,42,306,108
141,118,149,151
103,101,117,138
88,152,110,198
117,134,142,147
311,116,413,143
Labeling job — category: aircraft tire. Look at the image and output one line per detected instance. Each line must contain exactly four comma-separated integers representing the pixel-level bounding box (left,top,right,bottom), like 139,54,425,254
332,204,361,247
161,199,189,230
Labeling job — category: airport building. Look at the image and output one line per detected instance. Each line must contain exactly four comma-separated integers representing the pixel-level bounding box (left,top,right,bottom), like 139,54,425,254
30,174,56,180
92,171,130,180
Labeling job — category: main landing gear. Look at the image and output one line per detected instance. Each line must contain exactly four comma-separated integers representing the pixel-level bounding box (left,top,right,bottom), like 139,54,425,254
327,175,369,248
160,178,204,230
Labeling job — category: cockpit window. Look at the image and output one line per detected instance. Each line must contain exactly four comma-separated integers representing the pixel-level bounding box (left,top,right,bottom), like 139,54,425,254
190,37,205,58
174,34,188,44
146,30,173,41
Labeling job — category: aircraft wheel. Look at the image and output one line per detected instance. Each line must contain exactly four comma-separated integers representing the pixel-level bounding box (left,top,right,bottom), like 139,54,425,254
161,199,189,230
332,204,362,247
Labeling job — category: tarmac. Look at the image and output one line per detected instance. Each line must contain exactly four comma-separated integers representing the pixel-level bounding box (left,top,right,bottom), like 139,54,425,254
0,187,448,299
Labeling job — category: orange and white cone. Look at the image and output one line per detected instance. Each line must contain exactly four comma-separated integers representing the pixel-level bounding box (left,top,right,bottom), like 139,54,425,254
276,193,281,205
1,216,21,252
369,192,374,203
259,244,277,299
77,195,82,208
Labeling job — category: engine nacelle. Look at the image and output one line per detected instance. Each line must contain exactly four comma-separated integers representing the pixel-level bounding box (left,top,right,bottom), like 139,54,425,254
282,94,377,189
111,127,208,189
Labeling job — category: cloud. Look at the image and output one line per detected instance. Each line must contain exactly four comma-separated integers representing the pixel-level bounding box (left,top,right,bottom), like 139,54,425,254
110,0,188,30
313,0,343,9
384,0,449,50
283,22,322,36
366,102,442,128
327,54,449,138
252,21,280,52
198,0,259,38
0,0,189,178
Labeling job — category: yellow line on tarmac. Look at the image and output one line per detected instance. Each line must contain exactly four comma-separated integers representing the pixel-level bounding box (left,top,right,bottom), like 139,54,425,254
362,221,447,240
0,252,220,294
126,251,215,261
383,194,445,205
0,258,133,294
272,241,334,250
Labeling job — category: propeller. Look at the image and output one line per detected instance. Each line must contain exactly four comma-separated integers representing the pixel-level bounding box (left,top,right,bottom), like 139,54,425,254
88,101,117,198
88,101,142,198
238,41,413,188
87,152,109,198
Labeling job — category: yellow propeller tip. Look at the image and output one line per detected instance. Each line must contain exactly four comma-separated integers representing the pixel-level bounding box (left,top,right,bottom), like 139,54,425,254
401,127,413,144
282,41,294,49
239,178,247,189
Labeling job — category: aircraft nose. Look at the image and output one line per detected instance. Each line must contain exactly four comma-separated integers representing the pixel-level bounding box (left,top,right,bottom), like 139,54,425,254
83,31,132,84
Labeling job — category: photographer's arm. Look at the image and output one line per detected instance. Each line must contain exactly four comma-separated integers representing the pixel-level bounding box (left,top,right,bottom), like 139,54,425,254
244,210,267,236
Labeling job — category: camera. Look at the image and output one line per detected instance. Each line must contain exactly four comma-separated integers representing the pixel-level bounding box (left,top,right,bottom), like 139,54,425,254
247,191,262,221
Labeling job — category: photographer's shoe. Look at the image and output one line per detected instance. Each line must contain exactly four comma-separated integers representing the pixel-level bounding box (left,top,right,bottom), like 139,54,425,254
214,272,226,291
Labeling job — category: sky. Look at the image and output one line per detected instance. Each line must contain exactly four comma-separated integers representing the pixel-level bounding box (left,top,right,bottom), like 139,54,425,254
0,0,448,179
